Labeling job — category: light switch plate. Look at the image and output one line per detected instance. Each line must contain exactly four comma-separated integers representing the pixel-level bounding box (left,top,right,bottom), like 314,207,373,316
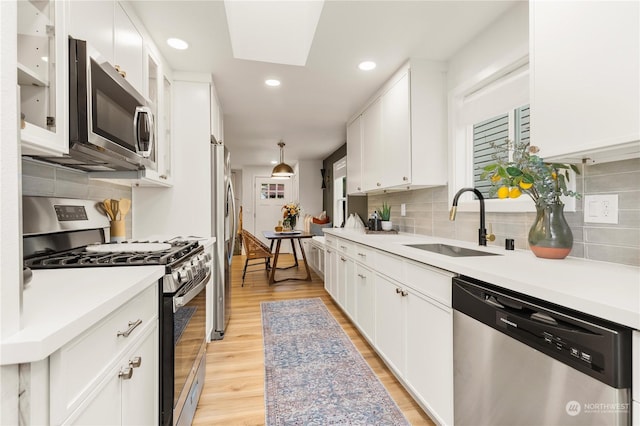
584,194,618,224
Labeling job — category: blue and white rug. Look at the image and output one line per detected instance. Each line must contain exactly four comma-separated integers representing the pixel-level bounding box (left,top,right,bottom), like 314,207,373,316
261,298,409,425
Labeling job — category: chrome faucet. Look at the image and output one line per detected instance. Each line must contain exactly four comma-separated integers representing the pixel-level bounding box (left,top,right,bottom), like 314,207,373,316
449,187,495,246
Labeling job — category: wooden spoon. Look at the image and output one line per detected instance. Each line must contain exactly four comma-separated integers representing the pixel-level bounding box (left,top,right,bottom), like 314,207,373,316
111,199,120,221
119,198,131,220
103,199,115,221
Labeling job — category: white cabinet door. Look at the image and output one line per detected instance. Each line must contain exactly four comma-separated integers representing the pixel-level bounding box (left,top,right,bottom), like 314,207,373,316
355,263,375,342
211,83,222,142
374,274,404,375
344,256,356,320
346,115,364,195
531,1,640,161
19,0,68,156
382,71,411,188
336,254,348,310
361,97,383,191
324,248,337,299
113,3,143,95
121,323,158,426
68,1,114,64
405,290,453,425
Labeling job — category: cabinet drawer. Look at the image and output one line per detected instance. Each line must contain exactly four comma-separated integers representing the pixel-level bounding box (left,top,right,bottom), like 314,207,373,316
374,251,404,281
404,260,454,307
325,235,337,248
336,239,355,256
353,244,374,267
50,284,158,424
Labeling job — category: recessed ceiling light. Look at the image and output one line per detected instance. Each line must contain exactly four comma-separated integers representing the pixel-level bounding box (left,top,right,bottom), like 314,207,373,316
358,61,376,71
265,79,281,87
167,38,189,50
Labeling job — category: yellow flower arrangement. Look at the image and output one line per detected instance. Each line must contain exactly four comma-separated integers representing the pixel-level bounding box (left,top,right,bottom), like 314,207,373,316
480,139,581,207
282,202,301,228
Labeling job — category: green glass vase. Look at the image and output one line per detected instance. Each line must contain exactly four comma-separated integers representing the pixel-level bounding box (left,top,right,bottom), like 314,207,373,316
528,202,573,259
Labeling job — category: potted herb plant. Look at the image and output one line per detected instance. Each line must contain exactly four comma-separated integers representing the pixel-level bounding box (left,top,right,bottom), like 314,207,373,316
380,202,392,231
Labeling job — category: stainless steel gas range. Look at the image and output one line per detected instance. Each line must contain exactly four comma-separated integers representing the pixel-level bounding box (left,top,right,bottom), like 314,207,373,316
23,196,210,426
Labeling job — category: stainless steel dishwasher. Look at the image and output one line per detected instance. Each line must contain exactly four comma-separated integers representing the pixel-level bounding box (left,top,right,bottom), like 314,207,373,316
453,276,632,426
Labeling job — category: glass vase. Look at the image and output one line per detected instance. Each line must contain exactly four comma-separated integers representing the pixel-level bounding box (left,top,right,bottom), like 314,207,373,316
528,202,573,259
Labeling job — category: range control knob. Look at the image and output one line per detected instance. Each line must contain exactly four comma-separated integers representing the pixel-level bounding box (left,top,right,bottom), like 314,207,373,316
172,270,181,284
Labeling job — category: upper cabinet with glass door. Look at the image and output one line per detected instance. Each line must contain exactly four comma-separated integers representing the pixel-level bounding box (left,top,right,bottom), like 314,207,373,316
18,0,68,156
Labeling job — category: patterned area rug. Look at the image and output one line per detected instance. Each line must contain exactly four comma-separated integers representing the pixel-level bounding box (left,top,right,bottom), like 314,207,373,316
262,298,409,425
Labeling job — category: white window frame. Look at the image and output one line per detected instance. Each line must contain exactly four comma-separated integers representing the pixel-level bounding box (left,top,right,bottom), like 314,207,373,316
448,55,576,213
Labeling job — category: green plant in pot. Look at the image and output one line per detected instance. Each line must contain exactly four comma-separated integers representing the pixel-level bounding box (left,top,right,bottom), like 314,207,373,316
380,202,392,231
480,139,581,259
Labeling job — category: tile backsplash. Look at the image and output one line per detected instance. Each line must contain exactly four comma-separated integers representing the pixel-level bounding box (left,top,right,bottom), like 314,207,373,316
22,158,133,239
368,158,640,267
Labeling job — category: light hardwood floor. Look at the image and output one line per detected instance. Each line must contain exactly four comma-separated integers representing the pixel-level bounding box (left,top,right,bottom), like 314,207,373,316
192,254,435,425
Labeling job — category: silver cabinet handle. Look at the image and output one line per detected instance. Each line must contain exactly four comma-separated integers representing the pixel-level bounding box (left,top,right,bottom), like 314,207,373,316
357,252,366,257
357,186,361,191
401,290,408,297
117,319,142,338
340,245,347,250
118,367,133,380
340,257,346,262
403,176,409,181
395,287,402,294
377,182,381,187
129,356,142,368
357,273,366,279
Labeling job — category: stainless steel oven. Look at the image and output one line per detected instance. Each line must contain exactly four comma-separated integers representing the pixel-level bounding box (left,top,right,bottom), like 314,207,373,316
162,267,209,426
22,197,211,426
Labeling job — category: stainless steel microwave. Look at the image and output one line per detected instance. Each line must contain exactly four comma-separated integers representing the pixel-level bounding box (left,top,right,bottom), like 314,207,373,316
34,37,156,172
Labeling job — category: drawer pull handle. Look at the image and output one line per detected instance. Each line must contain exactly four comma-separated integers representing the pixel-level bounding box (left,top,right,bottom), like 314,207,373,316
118,367,133,380
357,273,366,279
357,252,366,257
117,319,142,338
340,245,347,250
340,257,346,262
395,288,402,294
401,290,408,297
129,356,142,368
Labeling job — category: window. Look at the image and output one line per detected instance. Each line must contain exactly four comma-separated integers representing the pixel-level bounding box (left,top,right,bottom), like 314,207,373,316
333,157,347,227
260,183,285,200
473,105,529,199
449,58,539,213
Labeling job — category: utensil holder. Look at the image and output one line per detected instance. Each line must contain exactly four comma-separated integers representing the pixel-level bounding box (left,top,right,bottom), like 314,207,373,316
110,220,125,242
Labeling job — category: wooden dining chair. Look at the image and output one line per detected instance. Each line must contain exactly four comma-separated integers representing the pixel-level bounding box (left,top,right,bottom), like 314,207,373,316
240,230,272,286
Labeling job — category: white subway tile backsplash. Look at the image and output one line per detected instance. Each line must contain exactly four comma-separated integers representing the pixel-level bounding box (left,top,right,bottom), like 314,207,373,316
367,158,640,266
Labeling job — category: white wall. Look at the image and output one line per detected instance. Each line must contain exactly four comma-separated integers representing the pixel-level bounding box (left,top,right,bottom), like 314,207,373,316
133,78,212,239
297,160,323,218
446,1,528,92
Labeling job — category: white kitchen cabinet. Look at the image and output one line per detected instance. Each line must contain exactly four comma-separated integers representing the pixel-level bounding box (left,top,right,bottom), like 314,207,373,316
530,1,640,163
68,323,157,426
351,60,447,193
354,263,375,343
18,0,68,157
381,71,411,188
68,1,144,95
346,115,364,195
374,274,405,375
361,97,383,191
304,239,325,279
324,247,337,299
403,267,454,426
49,284,158,425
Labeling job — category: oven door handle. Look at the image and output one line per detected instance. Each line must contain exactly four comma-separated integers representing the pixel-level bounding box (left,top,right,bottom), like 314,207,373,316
173,271,210,313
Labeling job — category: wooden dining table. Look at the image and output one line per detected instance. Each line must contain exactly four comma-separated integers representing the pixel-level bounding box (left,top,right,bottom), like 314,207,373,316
262,231,314,285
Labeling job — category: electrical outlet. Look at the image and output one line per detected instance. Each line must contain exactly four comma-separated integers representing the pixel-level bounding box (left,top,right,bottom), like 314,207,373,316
584,194,618,224
400,203,406,216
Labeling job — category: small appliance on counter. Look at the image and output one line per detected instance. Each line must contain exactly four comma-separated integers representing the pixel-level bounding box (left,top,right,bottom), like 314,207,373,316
22,196,210,426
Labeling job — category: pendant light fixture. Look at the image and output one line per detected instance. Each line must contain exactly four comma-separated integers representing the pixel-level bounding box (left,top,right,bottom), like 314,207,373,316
271,140,294,178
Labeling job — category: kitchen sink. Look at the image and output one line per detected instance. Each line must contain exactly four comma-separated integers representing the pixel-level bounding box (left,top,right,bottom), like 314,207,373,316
404,243,501,257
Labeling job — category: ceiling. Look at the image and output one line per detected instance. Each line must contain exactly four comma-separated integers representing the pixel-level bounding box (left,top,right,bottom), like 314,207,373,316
127,0,518,169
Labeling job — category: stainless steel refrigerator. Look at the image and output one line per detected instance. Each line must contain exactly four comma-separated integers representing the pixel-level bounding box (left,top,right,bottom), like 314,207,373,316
211,139,236,340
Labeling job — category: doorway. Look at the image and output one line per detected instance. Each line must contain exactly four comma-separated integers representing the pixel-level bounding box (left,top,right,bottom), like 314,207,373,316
254,176,293,252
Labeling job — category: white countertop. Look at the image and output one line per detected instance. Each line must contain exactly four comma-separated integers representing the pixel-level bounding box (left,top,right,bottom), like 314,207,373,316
324,229,640,329
0,266,164,365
